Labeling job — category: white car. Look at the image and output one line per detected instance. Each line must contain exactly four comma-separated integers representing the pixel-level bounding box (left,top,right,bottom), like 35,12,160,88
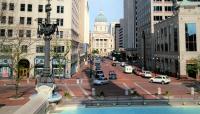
120,62,126,67
149,75,171,84
93,77,109,85
143,71,152,78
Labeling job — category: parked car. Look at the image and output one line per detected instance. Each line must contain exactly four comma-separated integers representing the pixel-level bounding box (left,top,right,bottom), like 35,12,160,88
137,71,144,76
112,62,116,66
95,70,104,78
93,77,109,85
120,62,126,67
109,71,117,80
149,75,171,84
143,71,152,78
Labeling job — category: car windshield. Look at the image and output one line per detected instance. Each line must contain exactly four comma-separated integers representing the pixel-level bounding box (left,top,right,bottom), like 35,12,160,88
96,70,103,74
146,71,151,74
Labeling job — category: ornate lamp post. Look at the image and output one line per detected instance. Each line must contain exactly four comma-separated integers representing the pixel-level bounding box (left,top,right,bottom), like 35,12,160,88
37,0,58,86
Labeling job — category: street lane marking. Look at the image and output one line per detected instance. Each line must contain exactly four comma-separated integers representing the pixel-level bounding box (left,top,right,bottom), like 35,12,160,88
78,85,93,99
78,85,89,96
123,83,130,90
64,83,75,97
134,82,158,99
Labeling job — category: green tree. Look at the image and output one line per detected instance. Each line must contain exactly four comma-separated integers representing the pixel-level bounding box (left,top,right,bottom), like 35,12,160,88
51,38,71,79
92,49,99,55
0,35,36,97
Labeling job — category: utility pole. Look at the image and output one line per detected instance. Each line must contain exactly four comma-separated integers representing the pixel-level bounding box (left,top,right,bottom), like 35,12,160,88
37,0,58,86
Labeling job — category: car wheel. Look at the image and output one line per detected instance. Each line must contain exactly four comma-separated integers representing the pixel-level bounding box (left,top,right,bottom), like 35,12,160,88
161,81,165,85
150,80,153,83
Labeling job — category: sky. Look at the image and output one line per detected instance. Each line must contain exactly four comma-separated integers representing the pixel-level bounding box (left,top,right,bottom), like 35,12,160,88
88,0,124,31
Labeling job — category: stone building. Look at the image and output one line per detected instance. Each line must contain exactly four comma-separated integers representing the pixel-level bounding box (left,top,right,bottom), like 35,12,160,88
90,11,115,56
154,1,200,79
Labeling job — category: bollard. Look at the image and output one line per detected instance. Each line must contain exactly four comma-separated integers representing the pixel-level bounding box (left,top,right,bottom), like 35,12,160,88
158,87,161,95
191,87,194,95
92,88,95,96
76,78,80,84
80,79,83,84
125,89,129,96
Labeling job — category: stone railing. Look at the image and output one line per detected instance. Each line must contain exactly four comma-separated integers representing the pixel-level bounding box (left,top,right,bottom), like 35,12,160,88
14,94,49,114
14,85,55,114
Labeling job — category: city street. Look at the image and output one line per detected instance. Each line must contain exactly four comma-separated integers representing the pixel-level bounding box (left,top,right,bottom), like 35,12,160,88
0,59,200,106
60,59,200,100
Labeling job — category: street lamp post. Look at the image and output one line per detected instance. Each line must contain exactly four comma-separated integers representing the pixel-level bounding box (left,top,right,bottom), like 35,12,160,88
37,0,58,86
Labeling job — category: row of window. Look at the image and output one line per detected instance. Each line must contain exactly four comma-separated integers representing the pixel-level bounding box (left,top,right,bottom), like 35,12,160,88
154,6,174,11
0,29,31,37
0,29,64,38
36,46,65,53
1,16,64,26
1,3,64,14
0,45,65,53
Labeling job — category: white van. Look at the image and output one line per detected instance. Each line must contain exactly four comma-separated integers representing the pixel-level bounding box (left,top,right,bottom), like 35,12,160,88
124,65,133,73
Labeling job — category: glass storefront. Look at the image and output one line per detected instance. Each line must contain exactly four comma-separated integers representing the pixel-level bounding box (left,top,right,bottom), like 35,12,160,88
0,58,12,79
52,57,66,77
34,56,44,76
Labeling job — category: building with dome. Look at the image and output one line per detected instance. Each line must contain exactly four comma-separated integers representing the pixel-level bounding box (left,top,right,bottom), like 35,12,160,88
90,11,115,56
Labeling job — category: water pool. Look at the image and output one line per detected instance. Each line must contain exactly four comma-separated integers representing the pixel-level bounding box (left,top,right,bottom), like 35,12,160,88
60,106,200,114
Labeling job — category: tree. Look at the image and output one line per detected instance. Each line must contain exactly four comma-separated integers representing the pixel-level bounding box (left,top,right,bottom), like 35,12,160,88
0,35,37,97
92,49,99,55
186,57,200,79
51,37,72,79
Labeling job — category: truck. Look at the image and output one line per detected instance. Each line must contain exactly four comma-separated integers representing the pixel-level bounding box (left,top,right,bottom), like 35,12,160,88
124,65,133,74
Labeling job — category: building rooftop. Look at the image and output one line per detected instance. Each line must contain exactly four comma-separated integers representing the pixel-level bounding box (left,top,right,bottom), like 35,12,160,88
95,10,107,22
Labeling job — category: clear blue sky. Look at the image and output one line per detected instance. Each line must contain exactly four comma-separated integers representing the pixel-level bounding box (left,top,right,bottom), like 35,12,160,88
88,0,124,31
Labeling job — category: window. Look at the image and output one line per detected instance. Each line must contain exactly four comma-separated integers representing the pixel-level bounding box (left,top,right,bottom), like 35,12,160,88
36,46,44,53
2,2,7,10
174,28,178,52
38,5,43,12
20,4,25,11
7,29,13,37
8,16,13,24
54,46,65,53
26,30,31,37
0,29,5,36
27,17,32,25
1,16,6,24
61,6,64,13
185,23,197,51
19,30,24,37
154,16,163,21
57,6,60,13
21,45,28,53
57,18,64,26
57,6,64,13
38,18,43,24
20,17,25,24
154,6,162,11
165,6,173,11
27,4,32,12
9,3,14,11
60,31,63,38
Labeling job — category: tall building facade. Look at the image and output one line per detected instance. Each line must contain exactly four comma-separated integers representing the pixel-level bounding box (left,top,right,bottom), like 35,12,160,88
135,0,176,70
79,0,90,67
115,23,120,51
123,0,137,59
0,0,88,78
91,11,115,56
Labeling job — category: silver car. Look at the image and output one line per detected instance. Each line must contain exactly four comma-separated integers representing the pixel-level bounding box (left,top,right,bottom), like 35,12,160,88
149,75,171,84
